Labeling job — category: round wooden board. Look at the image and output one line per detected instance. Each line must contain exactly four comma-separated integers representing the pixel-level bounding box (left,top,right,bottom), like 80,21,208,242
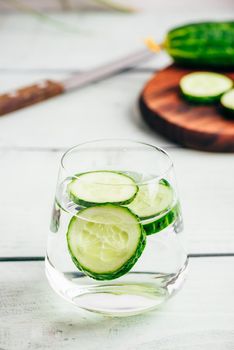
139,65,234,152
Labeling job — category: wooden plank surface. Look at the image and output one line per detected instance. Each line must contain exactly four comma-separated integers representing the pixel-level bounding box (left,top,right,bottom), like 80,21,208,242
0,148,233,257
1,258,234,349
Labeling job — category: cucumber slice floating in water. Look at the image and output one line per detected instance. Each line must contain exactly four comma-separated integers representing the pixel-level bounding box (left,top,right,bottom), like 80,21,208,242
67,204,146,280
220,89,234,118
126,179,174,219
67,171,138,207
143,203,181,235
180,72,233,103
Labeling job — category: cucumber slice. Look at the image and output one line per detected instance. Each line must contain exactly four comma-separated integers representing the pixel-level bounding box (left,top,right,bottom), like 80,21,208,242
143,203,181,235
68,171,138,207
180,72,233,103
220,89,234,118
67,204,146,280
126,179,174,219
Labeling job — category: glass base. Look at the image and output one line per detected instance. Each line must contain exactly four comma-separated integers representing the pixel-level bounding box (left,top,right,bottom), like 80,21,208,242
45,257,188,317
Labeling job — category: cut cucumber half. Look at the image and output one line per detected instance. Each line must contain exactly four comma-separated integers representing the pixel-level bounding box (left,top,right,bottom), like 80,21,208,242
180,72,233,103
220,88,234,118
126,179,174,219
67,204,146,280
67,171,138,207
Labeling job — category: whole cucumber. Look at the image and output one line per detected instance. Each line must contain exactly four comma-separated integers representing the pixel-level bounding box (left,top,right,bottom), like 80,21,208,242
163,21,234,68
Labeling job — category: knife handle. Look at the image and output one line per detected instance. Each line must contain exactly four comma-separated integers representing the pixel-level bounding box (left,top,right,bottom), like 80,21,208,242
0,80,65,116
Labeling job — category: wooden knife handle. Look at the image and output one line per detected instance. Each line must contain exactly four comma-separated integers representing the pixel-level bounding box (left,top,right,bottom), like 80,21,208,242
0,80,65,116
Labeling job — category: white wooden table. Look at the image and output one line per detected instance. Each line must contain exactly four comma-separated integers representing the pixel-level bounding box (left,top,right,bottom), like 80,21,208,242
0,3,234,349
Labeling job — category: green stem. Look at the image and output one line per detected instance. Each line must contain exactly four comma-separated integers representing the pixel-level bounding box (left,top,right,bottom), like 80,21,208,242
93,0,135,13
0,0,135,33
0,0,81,33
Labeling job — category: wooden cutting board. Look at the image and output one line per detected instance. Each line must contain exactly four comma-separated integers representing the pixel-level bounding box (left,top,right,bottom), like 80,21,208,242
139,65,234,152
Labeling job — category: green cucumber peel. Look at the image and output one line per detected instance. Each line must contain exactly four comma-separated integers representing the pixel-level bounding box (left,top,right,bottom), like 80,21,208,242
143,202,181,235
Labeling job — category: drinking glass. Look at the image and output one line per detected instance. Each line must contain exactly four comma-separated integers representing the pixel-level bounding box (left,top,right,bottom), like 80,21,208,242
46,139,188,316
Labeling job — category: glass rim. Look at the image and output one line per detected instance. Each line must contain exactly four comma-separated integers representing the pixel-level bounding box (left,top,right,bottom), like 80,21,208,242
61,138,173,185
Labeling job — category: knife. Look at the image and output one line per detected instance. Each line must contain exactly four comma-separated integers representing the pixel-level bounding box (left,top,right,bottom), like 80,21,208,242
0,48,154,116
